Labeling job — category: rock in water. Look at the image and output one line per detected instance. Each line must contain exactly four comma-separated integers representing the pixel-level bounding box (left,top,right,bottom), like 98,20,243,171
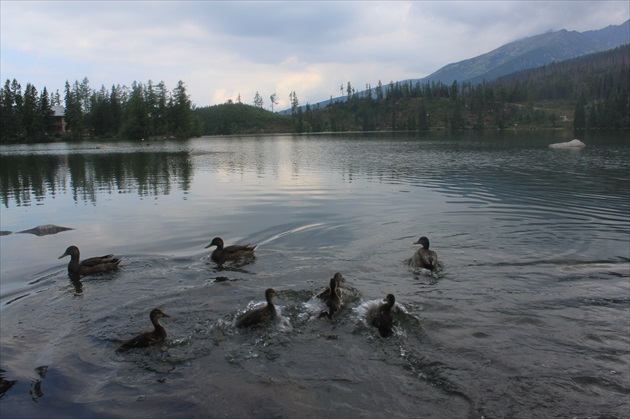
549,139,585,149
17,224,74,237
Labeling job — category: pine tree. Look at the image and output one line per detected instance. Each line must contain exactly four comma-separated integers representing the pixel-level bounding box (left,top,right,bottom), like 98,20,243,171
64,80,84,139
270,93,278,112
154,81,169,135
0,79,18,140
376,80,383,101
39,87,53,137
253,91,263,108
573,94,586,130
170,80,196,137
110,84,123,135
122,82,149,139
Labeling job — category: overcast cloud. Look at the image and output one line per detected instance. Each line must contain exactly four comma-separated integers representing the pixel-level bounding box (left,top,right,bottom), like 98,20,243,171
1,1,628,109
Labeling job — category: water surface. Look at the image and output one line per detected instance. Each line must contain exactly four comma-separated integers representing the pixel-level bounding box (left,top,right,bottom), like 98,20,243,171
1,131,628,418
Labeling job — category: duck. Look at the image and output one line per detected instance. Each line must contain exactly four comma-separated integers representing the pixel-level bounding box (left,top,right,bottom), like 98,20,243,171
236,288,277,328
316,272,345,300
205,237,257,265
319,276,342,319
117,308,170,352
58,245,121,276
412,236,439,272
371,294,396,337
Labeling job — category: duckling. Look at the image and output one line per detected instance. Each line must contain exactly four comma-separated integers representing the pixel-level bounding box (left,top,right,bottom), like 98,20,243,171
58,245,121,276
319,276,342,319
236,288,277,328
371,294,396,337
412,236,439,272
117,308,169,351
205,237,257,265
316,272,345,299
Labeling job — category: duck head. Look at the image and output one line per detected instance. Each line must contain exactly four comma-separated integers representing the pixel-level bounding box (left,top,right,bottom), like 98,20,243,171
150,308,170,320
205,237,224,249
414,236,430,249
385,294,396,308
59,245,80,259
265,288,277,303
333,272,345,285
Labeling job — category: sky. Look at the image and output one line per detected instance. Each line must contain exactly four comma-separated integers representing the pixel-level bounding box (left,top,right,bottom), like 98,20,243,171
1,1,628,110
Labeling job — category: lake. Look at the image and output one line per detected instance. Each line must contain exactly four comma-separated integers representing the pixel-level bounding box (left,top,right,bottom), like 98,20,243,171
0,131,628,418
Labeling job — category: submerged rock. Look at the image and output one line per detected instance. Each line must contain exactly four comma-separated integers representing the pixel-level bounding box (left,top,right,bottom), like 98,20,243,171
17,224,74,237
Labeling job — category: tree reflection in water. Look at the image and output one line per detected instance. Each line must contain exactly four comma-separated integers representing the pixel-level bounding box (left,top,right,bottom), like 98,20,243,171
0,151,192,207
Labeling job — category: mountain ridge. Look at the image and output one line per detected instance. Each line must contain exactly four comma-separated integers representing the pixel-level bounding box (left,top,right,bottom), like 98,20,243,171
418,19,629,86
282,19,629,113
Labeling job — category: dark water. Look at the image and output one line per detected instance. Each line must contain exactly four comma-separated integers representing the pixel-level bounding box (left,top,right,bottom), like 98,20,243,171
0,131,628,418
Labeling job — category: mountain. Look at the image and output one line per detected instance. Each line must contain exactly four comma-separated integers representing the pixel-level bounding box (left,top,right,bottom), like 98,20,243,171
415,19,629,86
281,20,629,113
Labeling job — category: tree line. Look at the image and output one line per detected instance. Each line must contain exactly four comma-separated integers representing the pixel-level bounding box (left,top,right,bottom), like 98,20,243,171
1,78,200,143
2,44,628,142
195,44,628,135
490,44,629,130
291,44,629,133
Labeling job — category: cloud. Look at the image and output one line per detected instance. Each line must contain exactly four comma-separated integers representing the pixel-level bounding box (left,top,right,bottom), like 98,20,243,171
1,1,628,109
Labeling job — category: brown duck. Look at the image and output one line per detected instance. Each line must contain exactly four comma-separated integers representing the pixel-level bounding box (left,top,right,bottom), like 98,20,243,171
316,272,345,300
117,308,170,351
412,236,439,272
205,237,257,264
58,245,121,276
371,294,396,337
236,288,277,328
319,276,342,319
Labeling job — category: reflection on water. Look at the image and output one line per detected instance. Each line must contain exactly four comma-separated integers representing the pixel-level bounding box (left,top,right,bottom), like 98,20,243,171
0,132,628,418
0,151,192,207
0,369,18,399
29,366,48,402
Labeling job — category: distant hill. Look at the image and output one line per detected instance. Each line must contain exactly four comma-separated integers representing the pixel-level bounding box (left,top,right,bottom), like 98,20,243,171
195,102,293,135
282,19,629,113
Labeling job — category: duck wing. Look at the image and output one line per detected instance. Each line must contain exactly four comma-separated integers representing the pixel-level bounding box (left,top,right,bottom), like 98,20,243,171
428,250,439,271
215,244,257,263
413,249,437,271
316,286,331,299
80,254,118,267
223,244,257,255
371,305,393,336
117,331,164,351
235,310,259,328
326,296,341,317
236,305,274,328
79,255,121,274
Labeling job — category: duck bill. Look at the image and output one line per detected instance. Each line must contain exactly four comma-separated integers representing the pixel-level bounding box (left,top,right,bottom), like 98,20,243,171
413,239,421,244
58,252,69,259
204,243,213,249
